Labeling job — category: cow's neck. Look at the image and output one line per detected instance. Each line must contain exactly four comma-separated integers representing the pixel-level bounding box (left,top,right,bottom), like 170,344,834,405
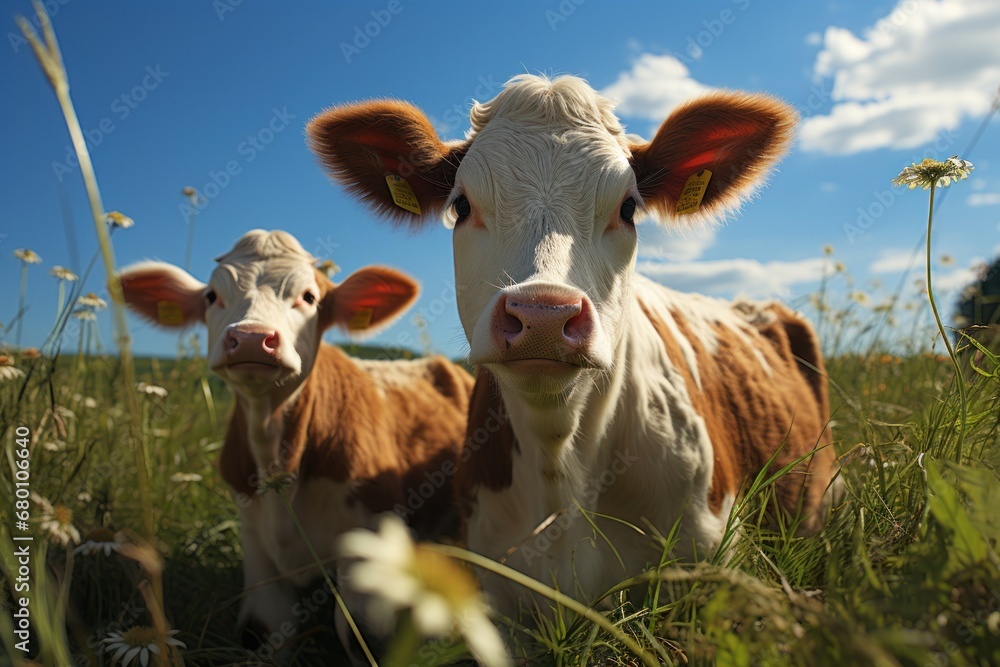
501,332,630,514
236,380,308,477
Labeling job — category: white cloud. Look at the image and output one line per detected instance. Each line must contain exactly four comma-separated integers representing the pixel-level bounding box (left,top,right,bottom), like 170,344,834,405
601,53,711,124
805,31,823,46
800,0,1000,154
935,265,978,292
870,247,920,274
819,181,839,193
637,256,825,298
638,224,717,262
967,192,1000,206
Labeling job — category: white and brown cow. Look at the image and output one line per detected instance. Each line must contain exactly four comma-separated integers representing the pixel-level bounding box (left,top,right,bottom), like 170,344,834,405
307,75,838,622
118,230,474,647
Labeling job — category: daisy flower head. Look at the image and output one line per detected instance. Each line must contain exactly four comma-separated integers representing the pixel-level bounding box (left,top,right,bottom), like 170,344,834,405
14,248,42,264
104,211,134,229
136,382,168,399
340,515,511,667
892,156,974,190
33,492,80,547
74,527,122,557
78,292,108,310
181,186,199,205
50,265,78,281
316,259,341,278
101,627,185,667
0,356,26,384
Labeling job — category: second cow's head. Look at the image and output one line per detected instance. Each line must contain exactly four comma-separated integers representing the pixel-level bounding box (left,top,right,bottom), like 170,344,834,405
119,230,418,397
308,75,795,397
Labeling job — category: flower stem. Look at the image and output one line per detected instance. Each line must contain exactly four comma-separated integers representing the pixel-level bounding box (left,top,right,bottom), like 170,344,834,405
16,263,27,348
275,491,378,667
924,183,967,461
426,543,660,667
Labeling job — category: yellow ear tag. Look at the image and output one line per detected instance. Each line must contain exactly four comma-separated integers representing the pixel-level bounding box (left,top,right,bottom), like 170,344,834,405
157,300,184,325
385,175,422,215
348,308,374,331
675,169,713,215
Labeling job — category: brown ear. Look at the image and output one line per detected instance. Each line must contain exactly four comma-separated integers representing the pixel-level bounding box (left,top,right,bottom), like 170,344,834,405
307,100,466,227
119,262,207,328
630,91,797,223
318,266,419,335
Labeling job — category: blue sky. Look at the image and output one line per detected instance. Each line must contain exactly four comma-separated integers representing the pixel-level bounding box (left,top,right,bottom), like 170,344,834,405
2,0,998,358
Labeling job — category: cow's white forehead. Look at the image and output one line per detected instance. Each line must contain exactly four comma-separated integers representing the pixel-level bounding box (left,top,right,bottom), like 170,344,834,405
211,229,318,292
467,74,627,144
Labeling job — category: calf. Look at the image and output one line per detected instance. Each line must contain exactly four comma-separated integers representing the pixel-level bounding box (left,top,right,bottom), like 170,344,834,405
307,76,838,623
119,230,473,647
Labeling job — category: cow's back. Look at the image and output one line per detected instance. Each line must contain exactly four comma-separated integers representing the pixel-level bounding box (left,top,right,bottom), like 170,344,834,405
635,277,835,534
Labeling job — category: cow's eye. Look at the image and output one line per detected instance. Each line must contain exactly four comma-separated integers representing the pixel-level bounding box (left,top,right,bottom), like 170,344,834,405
302,291,317,306
453,194,472,225
620,197,637,225
206,290,217,305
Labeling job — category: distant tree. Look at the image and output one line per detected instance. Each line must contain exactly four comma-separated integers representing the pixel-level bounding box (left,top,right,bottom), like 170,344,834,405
953,256,1000,358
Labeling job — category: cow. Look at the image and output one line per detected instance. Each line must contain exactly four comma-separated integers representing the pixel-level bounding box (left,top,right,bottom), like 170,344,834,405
118,229,474,652
306,75,838,625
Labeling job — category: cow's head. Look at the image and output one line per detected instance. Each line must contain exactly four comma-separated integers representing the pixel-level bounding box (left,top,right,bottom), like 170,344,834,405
308,75,795,399
119,230,418,398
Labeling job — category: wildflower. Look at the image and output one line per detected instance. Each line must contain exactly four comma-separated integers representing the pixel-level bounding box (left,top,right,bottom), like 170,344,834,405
136,382,168,398
74,527,122,557
0,356,26,383
181,186,199,205
257,471,297,495
316,259,341,277
822,244,834,256
101,627,186,667
849,291,871,307
170,472,203,483
892,156,974,190
72,308,97,321
78,293,108,310
22,348,41,360
50,265,78,281
939,254,955,267
341,515,510,667
104,211,134,229
14,248,42,264
834,262,846,274
33,492,80,547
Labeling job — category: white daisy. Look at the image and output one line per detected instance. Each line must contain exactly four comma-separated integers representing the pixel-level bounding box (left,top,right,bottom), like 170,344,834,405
14,248,42,264
73,527,121,557
340,515,511,667
32,492,80,547
50,265,78,281
104,211,135,229
101,627,185,667
78,292,108,310
136,382,168,399
0,356,25,384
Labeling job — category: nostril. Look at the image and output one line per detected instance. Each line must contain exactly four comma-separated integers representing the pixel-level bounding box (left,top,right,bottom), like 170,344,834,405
262,332,279,353
563,310,591,343
226,331,239,350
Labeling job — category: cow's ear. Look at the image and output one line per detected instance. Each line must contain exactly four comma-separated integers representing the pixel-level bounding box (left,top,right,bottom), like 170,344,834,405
119,262,207,328
320,266,419,336
630,91,797,224
307,101,466,228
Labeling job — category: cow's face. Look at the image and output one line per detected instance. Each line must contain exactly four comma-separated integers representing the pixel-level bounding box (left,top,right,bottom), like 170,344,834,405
446,90,639,394
120,230,419,399
308,75,795,398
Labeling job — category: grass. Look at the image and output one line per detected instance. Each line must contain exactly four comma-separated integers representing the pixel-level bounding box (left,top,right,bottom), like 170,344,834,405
2,312,998,666
3,4,998,664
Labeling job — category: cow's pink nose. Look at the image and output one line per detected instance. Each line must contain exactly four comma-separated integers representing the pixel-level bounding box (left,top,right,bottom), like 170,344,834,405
225,327,280,358
494,291,594,352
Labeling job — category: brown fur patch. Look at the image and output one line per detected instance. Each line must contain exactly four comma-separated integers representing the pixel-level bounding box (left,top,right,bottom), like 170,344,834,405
455,369,519,513
218,346,473,539
629,92,797,223
638,299,834,534
306,100,466,227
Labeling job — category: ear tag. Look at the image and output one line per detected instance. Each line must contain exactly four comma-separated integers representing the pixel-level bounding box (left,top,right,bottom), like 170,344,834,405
348,307,374,331
157,300,184,325
675,169,713,215
385,175,422,215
